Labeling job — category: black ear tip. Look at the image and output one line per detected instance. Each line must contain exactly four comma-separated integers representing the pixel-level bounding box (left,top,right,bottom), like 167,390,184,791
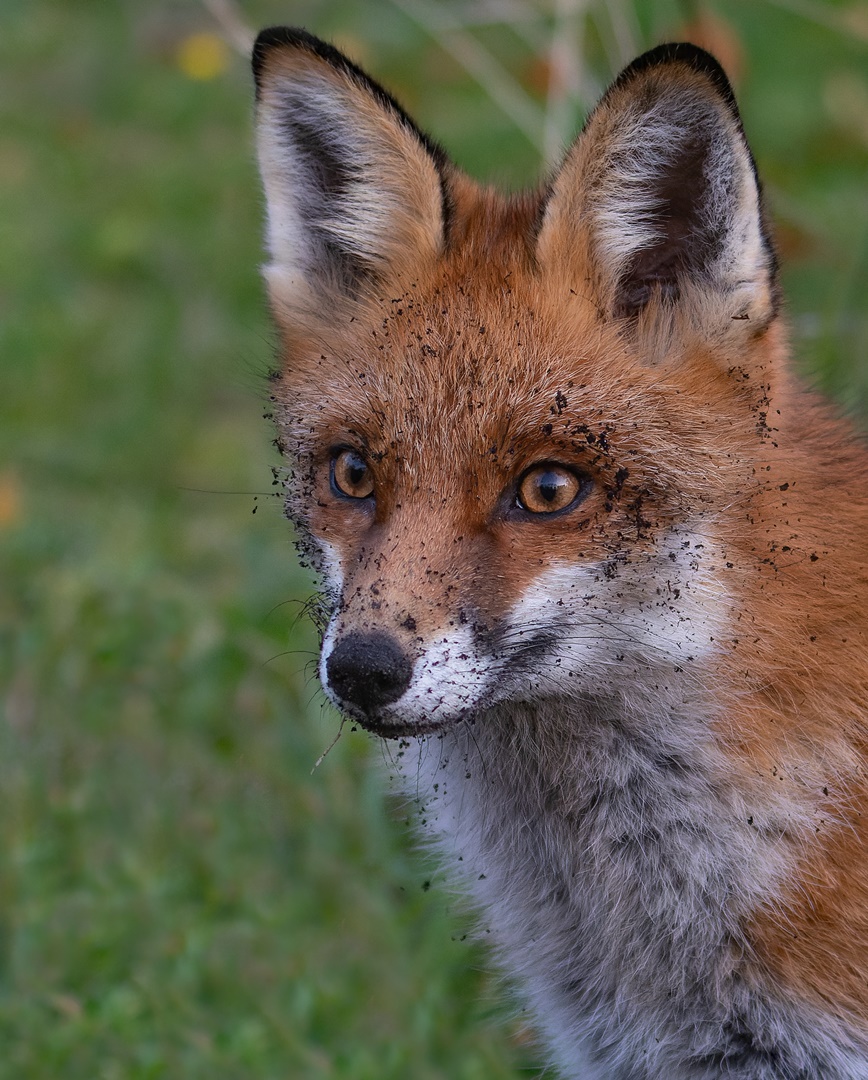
250,24,451,181
252,26,295,90
612,41,737,114
251,26,337,92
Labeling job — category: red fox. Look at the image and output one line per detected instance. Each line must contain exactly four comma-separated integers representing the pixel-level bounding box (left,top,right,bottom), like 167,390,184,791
252,27,868,1078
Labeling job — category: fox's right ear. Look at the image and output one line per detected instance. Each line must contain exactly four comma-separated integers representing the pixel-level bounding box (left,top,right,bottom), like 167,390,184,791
253,28,449,327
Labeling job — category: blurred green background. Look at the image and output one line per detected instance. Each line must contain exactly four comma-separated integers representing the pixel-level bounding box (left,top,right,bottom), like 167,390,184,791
1,1,866,1075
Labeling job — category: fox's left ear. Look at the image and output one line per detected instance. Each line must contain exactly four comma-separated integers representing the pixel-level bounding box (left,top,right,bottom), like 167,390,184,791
537,44,778,338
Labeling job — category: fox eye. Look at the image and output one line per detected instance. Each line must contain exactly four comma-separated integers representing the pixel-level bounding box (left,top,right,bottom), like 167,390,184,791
330,449,374,499
517,465,585,515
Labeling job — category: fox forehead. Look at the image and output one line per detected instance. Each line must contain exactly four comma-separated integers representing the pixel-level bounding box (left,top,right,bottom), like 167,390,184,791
286,294,617,458
275,263,732,500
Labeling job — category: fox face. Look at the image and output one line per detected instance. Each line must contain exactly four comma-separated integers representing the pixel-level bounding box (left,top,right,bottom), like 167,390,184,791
287,284,741,738
254,32,777,738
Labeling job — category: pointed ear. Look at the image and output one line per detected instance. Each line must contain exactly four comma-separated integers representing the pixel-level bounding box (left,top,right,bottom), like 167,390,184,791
536,44,777,338
252,28,450,325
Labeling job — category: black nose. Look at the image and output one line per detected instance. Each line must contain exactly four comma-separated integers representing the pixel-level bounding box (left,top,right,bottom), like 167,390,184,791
325,631,413,715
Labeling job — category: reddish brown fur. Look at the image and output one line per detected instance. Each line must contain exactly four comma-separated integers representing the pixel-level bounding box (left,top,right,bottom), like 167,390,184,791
719,382,868,1014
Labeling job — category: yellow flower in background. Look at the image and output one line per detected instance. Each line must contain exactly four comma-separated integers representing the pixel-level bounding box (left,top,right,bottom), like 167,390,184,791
176,32,230,82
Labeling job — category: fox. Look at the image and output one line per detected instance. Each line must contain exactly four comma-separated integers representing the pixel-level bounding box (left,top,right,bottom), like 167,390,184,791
251,26,868,1079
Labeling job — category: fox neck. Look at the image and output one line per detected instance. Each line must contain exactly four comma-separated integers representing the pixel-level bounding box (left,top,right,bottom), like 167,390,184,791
400,691,860,1078
408,687,777,936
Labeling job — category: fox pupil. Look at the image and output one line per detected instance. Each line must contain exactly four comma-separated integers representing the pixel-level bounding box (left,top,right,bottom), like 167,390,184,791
539,473,561,502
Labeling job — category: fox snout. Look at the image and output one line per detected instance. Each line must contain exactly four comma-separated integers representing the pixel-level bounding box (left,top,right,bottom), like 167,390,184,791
325,630,414,723
320,598,498,737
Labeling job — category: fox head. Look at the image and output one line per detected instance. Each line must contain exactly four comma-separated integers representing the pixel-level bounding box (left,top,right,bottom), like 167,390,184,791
253,30,781,738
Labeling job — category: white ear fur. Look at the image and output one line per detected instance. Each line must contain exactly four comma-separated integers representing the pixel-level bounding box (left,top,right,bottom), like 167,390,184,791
253,29,448,317
537,44,777,329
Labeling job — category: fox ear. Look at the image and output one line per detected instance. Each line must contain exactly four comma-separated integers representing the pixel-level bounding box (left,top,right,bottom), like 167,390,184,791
253,28,449,323
537,44,777,332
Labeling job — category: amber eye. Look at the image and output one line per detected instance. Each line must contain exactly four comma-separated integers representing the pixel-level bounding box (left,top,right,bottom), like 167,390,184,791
517,465,585,515
330,449,374,500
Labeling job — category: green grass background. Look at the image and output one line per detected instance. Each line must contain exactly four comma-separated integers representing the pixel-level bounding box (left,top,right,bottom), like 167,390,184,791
1,1,866,1075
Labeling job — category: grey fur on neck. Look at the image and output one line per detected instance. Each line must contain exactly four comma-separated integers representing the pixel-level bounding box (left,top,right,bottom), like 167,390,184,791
398,695,868,1079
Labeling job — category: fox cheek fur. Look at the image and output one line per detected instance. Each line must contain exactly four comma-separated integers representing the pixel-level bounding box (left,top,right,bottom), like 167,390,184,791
253,28,868,1080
